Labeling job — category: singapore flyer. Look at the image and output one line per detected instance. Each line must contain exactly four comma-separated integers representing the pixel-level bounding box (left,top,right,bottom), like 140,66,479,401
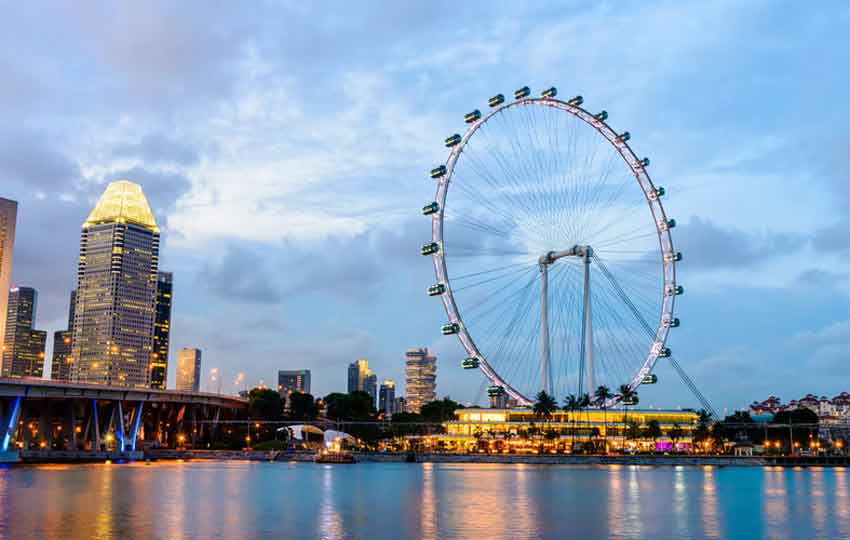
421,85,682,408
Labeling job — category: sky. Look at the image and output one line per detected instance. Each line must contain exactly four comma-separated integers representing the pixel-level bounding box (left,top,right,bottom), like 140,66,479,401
1,1,849,413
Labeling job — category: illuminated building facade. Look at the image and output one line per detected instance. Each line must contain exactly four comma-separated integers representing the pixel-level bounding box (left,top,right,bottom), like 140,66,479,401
0,198,17,350
379,379,396,415
347,359,373,393
176,348,202,392
405,348,436,413
414,408,699,453
1,287,47,378
50,290,76,381
278,369,311,395
150,271,172,389
71,181,160,387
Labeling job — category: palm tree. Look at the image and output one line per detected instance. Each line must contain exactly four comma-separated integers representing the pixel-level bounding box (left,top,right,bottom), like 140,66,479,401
618,384,637,450
533,390,558,430
578,393,592,452
563,394,579,451
594,385,614,454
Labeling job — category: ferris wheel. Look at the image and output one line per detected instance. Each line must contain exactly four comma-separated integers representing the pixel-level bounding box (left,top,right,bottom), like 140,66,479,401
421,85,682,408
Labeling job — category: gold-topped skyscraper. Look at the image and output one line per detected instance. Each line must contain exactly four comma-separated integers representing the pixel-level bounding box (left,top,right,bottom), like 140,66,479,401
71,181,160,387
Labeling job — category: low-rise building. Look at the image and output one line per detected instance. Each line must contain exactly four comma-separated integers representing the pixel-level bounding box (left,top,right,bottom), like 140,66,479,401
409,408,699,453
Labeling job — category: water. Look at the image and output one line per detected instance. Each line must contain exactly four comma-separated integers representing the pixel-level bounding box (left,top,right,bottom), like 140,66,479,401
0,461,848,540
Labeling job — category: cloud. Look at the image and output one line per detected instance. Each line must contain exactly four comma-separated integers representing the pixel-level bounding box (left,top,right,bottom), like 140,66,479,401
0,130,80,191
201,245,283,304
111,133,201,166
674,216,797,270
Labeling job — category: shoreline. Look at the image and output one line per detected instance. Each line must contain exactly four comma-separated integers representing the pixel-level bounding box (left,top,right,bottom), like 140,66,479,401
5,449,850,468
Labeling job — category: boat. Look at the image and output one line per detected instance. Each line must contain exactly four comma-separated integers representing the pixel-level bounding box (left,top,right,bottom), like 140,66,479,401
315,449,356,464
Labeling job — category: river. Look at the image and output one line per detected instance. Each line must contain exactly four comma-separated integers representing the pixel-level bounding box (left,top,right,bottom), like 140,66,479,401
0,461,848,539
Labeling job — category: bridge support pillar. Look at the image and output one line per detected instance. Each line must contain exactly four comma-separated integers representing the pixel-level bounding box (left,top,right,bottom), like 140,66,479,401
129,401,144,451
2,396,22,452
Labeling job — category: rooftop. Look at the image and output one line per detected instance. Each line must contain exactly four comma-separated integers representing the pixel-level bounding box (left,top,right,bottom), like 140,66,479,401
83,180,159,233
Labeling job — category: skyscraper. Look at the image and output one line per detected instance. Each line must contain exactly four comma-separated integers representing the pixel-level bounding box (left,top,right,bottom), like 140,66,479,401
405,348,437,413
379,379,396,416
0,198,17,351
278,369,311,395
364,373,377,406
71,180,160,387
176,348,202,392
347,358,373,394
150,271,173,389
50,290,76,381
1,287,47,378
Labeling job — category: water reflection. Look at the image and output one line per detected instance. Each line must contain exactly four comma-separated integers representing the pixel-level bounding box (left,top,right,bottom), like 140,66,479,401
0,462,847,540
700,467,719,539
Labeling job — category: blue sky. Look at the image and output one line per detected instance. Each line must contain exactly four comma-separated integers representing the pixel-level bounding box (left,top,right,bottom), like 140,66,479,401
2,1,849,413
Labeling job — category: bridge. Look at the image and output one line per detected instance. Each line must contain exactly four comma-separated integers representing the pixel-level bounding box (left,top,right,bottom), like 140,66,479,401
0,378,247,455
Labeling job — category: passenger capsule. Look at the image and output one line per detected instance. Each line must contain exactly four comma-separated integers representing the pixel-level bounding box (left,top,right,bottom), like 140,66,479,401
487,385,505,397
664,251,683,262
664,317,681,328
617,131,631,142
427,283,446,296
658,218,676,231
541,87,557,98
421,242,440,256
488,94,505,107
665,284,684,296
567,95,584,106
461,357,480,369
594,110,608,121
464,110,482,123
445,134,462,147
642,374,658,385
422,202,440,216
650,186,665,199
514,86,531,99
658,348,672,358
639,157,650,167
441,322,460,335
430,165,447,178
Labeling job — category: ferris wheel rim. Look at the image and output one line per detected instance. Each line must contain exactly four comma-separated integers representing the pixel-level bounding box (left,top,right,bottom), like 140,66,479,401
429,94,678,407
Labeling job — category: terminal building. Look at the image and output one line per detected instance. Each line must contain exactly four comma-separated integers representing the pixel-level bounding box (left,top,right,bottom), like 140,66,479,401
408,408,699,453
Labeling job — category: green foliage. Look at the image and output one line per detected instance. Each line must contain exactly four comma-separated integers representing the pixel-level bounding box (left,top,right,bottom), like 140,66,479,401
248,387,283,420
419,398,463,423
669,423,685,444
324,391,375,421
645,419,662,441
626,420,642,441
288,392,318,420
533,391,558,421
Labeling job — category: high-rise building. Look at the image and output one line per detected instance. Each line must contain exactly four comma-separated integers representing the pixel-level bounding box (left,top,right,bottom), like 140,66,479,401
50,290,76,381
1,287,47,378
176,348,202,392
364,373,377,406
71,181,160,387
405,348,437,413
0,198,17,351
347,358,373,393
395,396,407,415
379,379,396,415
278,369,311,395
150,271,172,389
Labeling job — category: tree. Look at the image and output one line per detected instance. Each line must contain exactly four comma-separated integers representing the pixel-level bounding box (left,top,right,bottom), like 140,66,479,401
533,391,558,423
563,394,580,450
669,423,685,451
248,388,283,420
420,398,463,423
645,419,662,451
324,391,375,421
626,420,642,444
594,386,614,453
578,393,592,451
693,409,714,449
772,408,819,452
617,384,637,444
288,392,318,421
